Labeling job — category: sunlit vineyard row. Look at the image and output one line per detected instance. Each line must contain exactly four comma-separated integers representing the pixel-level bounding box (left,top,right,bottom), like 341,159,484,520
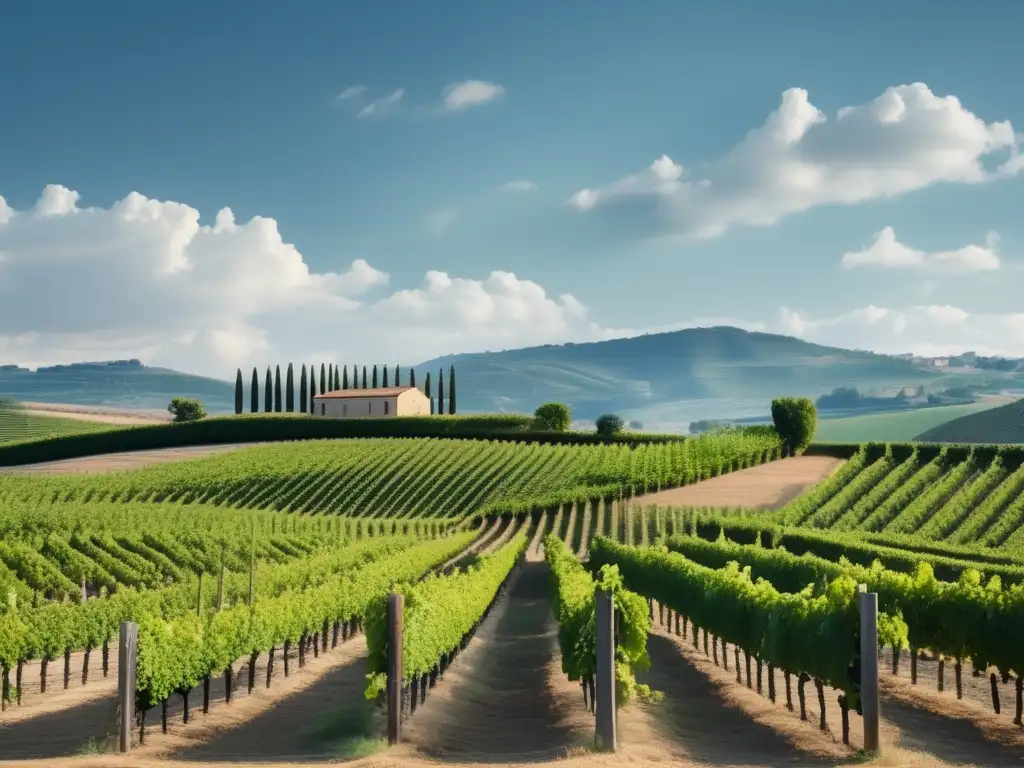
0,431,782,519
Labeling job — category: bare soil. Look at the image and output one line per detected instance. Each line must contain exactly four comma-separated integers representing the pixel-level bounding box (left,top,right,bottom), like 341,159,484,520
631,455,845,510
17,402,171,424
0,444,258,474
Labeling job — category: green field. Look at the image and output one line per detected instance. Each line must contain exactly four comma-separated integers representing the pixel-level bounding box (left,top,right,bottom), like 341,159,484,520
0,407,120,444
814,400,1007,442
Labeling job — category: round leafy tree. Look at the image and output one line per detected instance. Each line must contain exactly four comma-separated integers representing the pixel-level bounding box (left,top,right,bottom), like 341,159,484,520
770,397,817,456
596,414,624,437
534,402,571,432
167,397,207,423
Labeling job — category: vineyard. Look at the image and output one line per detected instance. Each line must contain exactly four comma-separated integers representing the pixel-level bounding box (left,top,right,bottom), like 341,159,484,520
0,407,117,445
2,430,1023,766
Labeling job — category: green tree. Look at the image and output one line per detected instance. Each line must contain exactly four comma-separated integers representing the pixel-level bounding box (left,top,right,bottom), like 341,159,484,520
234,369,243,414
383,365,389,388
320,364,327,395
424,372,432,413
274,365,282,412
250,368,259,413
285,363,294,412
771,397,817,456
410,368,416,388
264,368,272,412
596,414,624,437
167,397,206,423
395,364,401,387
438,368,445,415
362,366,368,388
310,365,317,414
448,366,456,414
299,365,308,413
372,365,379,388
342,365,349,389
534,403,571,432
334,365,340,390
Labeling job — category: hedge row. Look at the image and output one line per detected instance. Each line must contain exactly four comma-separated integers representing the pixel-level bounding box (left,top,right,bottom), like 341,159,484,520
0,413,694,467
807,441,1024,465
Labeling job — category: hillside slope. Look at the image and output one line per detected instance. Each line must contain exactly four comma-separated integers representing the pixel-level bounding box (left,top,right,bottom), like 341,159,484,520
418,326,946,428
916,397,1024,443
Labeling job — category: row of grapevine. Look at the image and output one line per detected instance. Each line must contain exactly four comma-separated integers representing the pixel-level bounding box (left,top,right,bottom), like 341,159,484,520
133,532,476,716
363,532,528,701
0,531,445,705
544,535,651,706
0,432,783,522
588,537,908,722
662,532,1024,719
778,449,869,526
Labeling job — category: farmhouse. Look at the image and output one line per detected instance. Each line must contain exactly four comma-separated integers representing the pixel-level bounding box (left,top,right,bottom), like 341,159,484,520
311,386,432,418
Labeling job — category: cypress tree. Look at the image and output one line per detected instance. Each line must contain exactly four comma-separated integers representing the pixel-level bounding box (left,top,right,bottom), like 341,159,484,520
372,365,378,388
285,363,294,412
264,368,272,412
410,368,416,388
425,372,433,414
342,365,349,389
274,365,282,412
362,366,368,388
250,368,259,413
234,369,243,414
395,364,401,387
299,365,308,413
334,365,340,390
438,368,445,415
310,366,317,414
320,364,327,395
383,365,389,388
449,365,456,415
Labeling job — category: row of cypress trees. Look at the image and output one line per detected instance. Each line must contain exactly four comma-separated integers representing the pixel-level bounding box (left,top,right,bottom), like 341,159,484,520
233,363,457,416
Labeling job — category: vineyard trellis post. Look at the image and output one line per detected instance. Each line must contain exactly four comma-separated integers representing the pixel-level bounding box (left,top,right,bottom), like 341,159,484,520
117,621,138,754
858,589,880,755
387,592,405,746
594,587,617,752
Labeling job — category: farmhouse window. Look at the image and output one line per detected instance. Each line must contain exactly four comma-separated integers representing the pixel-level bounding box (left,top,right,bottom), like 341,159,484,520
321,403,325,415
384,401,389,415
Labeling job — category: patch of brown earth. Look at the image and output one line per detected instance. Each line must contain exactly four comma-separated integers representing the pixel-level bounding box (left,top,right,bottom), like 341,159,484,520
631,455,845,510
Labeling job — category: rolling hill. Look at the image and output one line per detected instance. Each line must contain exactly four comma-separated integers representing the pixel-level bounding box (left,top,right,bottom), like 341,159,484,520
916,397,1024,443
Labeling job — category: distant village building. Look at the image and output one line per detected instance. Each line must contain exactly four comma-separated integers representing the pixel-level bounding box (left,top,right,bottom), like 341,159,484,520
312,386,431,418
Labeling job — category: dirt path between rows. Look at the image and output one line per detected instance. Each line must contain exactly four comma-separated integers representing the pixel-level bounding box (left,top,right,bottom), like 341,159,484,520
0,444,258,474
631,455,844,510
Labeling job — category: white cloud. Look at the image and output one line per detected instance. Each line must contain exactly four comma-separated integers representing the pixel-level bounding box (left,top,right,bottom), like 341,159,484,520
841,227,1001,272
442,80,505,111
501,180,538,192
570,83,1022,238
774,303,1024,358
336,85,367,101
0,185,618,378
357,88,405,119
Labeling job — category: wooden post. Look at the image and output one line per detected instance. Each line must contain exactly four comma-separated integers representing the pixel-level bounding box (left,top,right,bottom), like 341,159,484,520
859,590,880,755
117,621,138,754
595,588,617,752
387,593,404,746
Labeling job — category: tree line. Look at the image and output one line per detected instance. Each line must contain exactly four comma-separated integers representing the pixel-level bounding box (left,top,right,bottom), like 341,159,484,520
233,364,457,416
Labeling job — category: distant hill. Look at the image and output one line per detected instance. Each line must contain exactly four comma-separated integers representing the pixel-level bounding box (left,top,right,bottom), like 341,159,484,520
416,326,982,431
916,398,1024,444
0,360,235,413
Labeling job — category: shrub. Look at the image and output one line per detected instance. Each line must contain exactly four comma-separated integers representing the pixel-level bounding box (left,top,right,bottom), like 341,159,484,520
770,397,817,456
534,403,571,432
595,414,624,437
167,398,207,423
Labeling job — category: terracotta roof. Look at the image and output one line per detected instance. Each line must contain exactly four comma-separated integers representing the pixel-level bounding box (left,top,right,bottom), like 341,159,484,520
313,386,416,399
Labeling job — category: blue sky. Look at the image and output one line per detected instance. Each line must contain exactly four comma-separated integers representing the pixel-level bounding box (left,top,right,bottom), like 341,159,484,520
2,0,1023,377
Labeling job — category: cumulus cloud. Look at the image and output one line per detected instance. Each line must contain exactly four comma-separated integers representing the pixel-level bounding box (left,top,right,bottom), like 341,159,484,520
501,180,538,192
841,227,1001,272
357,88,405,119
0,185,616,378
336,85,367,101
442,80,505,111
570,83,1022,238
774,304,1024,358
